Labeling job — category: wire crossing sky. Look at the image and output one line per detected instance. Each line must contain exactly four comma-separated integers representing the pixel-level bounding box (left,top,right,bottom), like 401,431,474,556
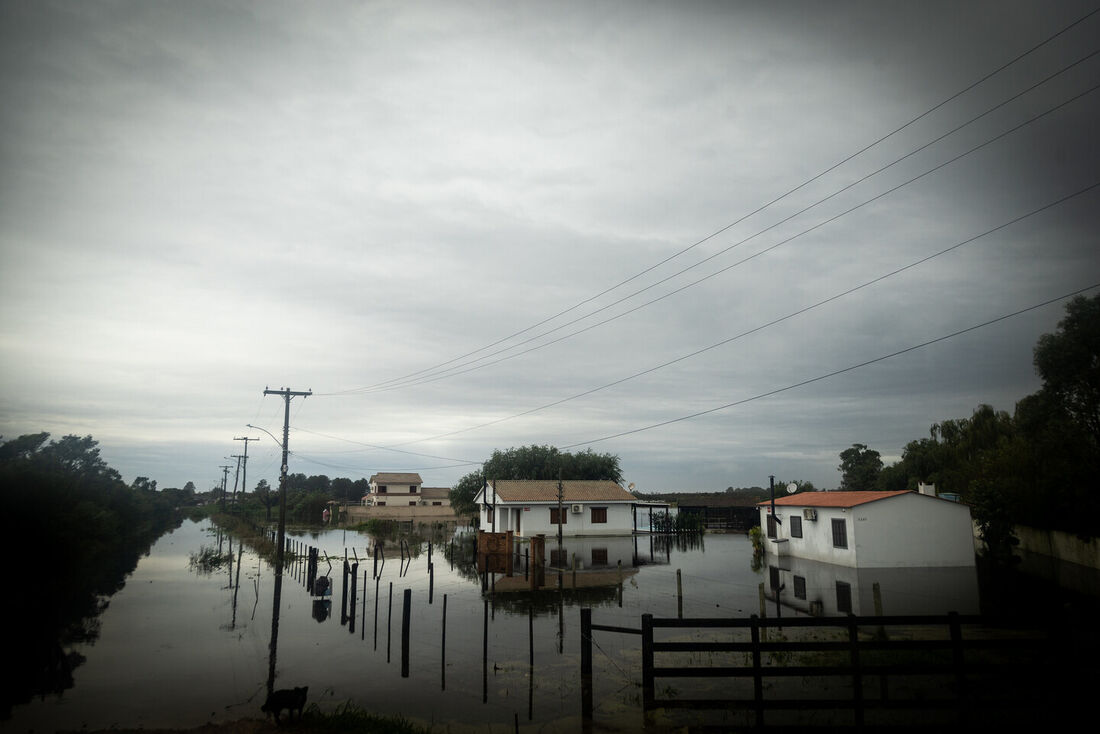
2,1,1097,493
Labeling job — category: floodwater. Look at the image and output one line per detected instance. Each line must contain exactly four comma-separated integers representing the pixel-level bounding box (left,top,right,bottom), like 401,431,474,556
7,519,985,732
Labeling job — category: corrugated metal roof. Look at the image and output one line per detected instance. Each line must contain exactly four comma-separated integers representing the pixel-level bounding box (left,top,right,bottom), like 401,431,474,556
421,486,449,499
370,472,423,485
493,480,636,503
756,490,911,508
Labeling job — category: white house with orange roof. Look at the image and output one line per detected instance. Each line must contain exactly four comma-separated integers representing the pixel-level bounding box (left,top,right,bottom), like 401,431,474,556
758,490,975,568
474,479,650,537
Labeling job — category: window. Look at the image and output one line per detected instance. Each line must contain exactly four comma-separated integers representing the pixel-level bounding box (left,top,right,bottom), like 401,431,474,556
769,566,781,591
550,507,567,525
766,514,778,539
832,518,848,549
793,575,807,600
410,485,417,493
376,501,386,506
790,515,803,538
409,501,417,506
591,548,608,565
591,507,608,524
432,501,442,506
378,485,388,494
836,581,852,614
486,506,494,523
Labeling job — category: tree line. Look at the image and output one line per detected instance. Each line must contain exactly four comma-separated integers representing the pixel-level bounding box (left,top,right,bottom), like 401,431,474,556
836,294,1100,549
0,432,186,717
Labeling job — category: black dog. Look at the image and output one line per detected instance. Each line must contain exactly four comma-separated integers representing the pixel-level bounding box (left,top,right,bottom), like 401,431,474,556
261,686,308,723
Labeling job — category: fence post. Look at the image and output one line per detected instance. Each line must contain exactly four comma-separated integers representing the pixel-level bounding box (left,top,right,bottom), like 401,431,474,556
401,588,411,678
581,608,593,720
848,614,864,728
949,611,968,726
751,614,764,728
676,569,683,619
641,613,654,711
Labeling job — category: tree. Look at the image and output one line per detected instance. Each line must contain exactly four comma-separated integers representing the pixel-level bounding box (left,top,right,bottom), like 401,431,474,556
449,471,484,516
130,476,156,493
1033,293,1100,445
482,445,622,483
253,479,275,522
838,444,882,491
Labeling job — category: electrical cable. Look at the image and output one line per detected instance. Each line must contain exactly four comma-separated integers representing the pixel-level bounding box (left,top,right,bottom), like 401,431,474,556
356,81,1100,396
376,180,1099,447
320,6,1100,398
558,282,1100,449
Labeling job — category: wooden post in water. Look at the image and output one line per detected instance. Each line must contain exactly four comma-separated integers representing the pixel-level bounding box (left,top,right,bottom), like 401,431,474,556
580,607,593,721
387,581,393,663
528,603,534,721
341,559,350,625
429,562,434,604
349,562,358,632
572,552,577,589
361,569,367,641
617,560,623,607
676,568,683,619
401,588,411,678
373,543,379,579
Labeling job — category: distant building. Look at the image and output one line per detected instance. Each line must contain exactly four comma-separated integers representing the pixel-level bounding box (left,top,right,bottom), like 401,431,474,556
364,472,422,507
758,490,975,568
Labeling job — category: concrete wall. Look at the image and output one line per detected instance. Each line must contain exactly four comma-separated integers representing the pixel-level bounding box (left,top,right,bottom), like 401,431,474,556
1013,525,1100,569
345,504,457,522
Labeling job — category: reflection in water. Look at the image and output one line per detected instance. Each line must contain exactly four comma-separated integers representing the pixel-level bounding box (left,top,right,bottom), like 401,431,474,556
764,557,980,616
25,521,1085,733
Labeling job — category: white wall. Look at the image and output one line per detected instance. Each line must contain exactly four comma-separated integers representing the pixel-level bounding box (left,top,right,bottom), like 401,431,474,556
855,494,975,567
483,502,635,536
762,494,975,568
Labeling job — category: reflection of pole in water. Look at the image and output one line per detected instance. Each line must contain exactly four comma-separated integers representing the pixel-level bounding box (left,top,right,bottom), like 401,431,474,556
528,603,534,721
387,581,393,663
373,575,380,650
264,386,310,697
482,598,488,703
230,543,244,630
361,569,367,641
441,594,447,691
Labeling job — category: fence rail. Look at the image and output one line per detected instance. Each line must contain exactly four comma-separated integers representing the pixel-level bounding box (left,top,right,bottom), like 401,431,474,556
581,609,1056,729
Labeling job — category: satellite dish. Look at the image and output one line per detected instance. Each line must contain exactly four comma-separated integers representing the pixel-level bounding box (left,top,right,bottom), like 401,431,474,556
786,482,798,494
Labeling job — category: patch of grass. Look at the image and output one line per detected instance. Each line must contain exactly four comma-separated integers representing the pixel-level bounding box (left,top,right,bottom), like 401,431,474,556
287,702,430,733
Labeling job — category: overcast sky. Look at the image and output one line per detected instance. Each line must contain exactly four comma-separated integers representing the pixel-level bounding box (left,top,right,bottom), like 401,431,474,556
2,0,1098,495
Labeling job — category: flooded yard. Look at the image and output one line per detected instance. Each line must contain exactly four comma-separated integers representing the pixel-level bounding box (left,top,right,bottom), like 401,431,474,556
6,518,1079,732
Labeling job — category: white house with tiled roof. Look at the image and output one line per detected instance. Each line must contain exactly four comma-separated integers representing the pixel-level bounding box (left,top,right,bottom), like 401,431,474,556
365,472,423,506
474,480,643,537
758,490,975,568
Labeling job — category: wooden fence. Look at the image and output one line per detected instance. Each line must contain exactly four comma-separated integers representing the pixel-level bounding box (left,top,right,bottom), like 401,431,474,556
581,610,1058,729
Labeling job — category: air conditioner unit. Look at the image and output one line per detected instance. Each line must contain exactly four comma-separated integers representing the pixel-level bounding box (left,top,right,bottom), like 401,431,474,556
571,504,583,513
803,508,818,521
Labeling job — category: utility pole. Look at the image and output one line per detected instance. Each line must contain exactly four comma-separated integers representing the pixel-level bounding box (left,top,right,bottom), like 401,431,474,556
557,469,564,549
219,464,232,512
262,386,311,696
230,454,244,510
234,435,260,500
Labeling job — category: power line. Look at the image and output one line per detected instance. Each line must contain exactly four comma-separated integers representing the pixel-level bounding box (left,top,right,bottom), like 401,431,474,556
321,6,1100,398
559,283,1100,450
376,180,1100,447
350,80,1100,395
